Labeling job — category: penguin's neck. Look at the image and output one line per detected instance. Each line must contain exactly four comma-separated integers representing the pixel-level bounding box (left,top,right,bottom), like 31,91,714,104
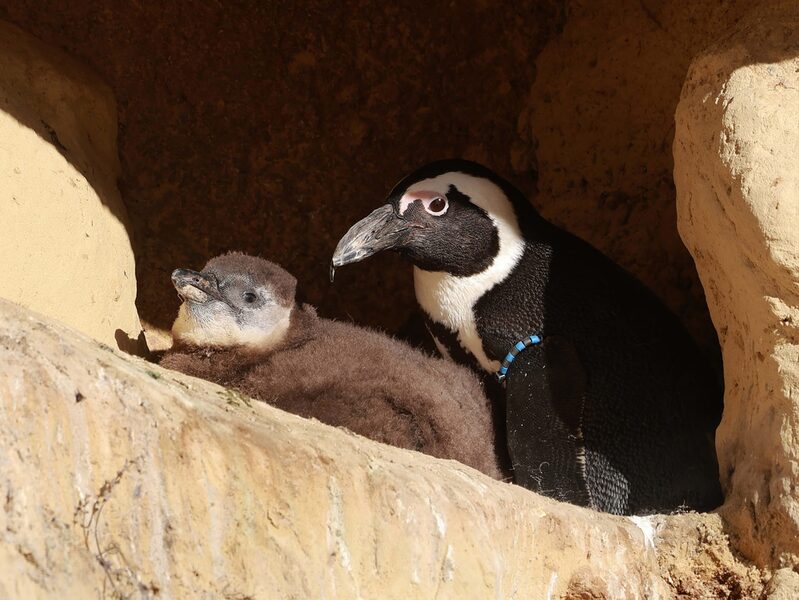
414,235,527,373
168,305,321,379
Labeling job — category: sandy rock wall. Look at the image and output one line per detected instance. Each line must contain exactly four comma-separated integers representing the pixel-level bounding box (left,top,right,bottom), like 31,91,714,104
0,298,768,598
0,21,142,352
674,0,799,572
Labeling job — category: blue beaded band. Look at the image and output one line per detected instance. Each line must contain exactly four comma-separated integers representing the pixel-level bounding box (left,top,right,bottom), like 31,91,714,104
496,334,542,382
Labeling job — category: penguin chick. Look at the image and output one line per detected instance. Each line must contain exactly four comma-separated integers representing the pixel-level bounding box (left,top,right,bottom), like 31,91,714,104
331,159,723,515
160,252,503,479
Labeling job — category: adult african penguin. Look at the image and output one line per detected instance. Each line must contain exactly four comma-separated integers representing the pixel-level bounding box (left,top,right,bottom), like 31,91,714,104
160,252,504,479
331,159,723,515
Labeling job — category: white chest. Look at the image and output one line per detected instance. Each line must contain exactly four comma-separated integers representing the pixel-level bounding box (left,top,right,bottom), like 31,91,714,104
414,268,499,371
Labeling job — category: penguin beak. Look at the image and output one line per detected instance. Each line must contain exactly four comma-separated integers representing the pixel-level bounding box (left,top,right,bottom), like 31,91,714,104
330,204,409,281
171,268,224,303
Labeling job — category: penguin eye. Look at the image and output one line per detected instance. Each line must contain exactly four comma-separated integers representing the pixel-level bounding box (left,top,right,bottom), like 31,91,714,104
424,196,448,216
242,292,258,304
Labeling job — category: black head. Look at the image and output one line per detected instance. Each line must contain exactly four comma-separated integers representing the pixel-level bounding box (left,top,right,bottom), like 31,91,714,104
331,159,536,278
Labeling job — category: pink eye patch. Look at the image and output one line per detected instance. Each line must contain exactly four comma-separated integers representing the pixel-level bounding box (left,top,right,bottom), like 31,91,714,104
399,190,449,216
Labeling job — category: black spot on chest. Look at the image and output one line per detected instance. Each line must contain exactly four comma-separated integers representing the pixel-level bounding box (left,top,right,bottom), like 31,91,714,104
425,317,484,373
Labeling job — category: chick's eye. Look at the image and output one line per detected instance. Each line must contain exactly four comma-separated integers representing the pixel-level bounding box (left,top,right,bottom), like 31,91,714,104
425,196,448,216
242,292,258,304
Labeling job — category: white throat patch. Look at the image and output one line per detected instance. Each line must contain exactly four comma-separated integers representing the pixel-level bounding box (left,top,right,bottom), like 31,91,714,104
172,302,292,351
410,172,526,372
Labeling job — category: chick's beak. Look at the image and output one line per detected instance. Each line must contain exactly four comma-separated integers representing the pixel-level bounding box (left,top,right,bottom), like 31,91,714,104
330,204,410,282
171,268,223,303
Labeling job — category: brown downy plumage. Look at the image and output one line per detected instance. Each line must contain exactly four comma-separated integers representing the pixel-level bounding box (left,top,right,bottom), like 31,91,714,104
160,252,503,479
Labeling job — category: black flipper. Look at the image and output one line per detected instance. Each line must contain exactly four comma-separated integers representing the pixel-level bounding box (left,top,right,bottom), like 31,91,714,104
505,336,591,507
